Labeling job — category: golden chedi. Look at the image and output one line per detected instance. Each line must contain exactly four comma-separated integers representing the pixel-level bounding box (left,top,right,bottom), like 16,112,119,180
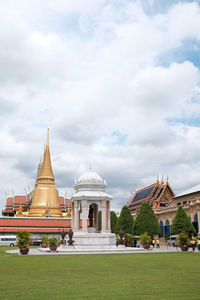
28,129,63,218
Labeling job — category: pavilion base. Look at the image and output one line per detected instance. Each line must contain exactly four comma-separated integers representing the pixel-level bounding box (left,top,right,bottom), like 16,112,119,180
69,231,116,249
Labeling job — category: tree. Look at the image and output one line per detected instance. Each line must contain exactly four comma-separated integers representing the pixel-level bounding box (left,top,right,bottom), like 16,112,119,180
115,206,134,234
171,206,196,236
133,202,160,237
110,211,118,233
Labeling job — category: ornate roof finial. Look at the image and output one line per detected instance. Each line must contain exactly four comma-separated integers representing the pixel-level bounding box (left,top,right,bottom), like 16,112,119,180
38,129,54,181
166,175,169,184
156,174,159,184
46,128,50,147
161,175,164,185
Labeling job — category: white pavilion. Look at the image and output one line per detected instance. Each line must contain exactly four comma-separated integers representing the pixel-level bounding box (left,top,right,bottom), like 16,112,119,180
70,168,116,248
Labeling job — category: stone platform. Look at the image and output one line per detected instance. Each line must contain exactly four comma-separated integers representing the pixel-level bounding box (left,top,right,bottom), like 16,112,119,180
72,231,116,249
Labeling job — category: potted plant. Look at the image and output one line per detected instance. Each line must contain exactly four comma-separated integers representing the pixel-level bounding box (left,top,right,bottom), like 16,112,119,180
125,233,135,247
40,235,49,248
177,232,189,251
48,236,60,251
17,230,32,255
139,232,151,249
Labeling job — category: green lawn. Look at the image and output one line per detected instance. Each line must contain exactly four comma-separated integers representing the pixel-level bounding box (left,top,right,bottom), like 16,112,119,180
0,247,199,300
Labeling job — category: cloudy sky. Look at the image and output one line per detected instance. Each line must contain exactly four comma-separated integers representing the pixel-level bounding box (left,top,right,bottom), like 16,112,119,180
1,0,200,211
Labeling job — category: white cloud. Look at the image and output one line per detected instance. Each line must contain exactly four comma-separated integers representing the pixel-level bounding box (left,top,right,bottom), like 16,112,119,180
0,1,200,211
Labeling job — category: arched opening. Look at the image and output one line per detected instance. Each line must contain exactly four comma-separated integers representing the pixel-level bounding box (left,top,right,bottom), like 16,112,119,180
88,203,98,231
160,221,164,237
193,214,199,234
165,220,170,237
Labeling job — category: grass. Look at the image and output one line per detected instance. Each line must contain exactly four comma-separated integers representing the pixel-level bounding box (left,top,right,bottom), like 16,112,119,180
0,247,199,300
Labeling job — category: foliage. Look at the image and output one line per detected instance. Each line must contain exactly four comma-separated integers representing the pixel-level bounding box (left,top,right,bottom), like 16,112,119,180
164,231,170,241
98,211,101,231
171,206,196,236
133,202,161,236
116,234,120,243
110,211,118,233
48,236,60,246
139,232,152,245
124,233,135,246
177,232,189,246
40,235,49,245
17,230,32,248
115,206,134,234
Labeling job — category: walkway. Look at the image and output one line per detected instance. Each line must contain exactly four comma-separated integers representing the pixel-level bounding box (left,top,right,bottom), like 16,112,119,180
6,245,199,256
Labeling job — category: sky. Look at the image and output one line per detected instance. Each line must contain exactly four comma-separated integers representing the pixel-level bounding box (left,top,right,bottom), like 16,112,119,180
1,0,200,211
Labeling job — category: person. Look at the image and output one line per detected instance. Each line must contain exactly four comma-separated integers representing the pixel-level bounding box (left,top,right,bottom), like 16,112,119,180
156,238,160,249
191,238,195,252
197,239,200,251
152,239,155,248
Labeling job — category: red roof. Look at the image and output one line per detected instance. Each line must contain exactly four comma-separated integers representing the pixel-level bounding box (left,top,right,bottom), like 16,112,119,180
7,198,14,205
15,196,26,204
0,228,69,233
0,217,72,233
0,218,71,227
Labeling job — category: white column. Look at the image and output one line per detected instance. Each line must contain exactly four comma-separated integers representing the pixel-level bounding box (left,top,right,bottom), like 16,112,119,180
71,202,74,230
107,201,111,231
82,200,88,231
74,200,79,231
101,200,107,232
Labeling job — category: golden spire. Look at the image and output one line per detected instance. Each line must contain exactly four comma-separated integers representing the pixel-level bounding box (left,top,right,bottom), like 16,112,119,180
38,129,55,181
161,175,164,185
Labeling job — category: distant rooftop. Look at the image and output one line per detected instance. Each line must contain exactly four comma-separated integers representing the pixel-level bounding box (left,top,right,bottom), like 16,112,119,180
174,183,200,198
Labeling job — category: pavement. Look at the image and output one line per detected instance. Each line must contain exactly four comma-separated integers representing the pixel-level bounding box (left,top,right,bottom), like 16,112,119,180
6,245,200,256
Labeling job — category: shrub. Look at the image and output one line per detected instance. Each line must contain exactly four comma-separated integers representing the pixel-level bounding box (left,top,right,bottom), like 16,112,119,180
124,233,135,246
48,236,60,246
17,230,32,248
40,235,49,245
139,232,151,245
177,232,189,246
115,206,134,234
134,202,160,236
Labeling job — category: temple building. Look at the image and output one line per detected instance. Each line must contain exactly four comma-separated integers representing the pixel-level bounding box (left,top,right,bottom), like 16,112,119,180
128,177,175,215
128,177,200,237
0,130,71,235
155,183,200,237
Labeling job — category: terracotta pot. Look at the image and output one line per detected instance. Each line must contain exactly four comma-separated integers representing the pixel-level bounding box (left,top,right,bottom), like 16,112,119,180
143,243,150,249
127,243,133,247
20,247,29,255
41,243,48,248
180,245,189,251
49,244,57,251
